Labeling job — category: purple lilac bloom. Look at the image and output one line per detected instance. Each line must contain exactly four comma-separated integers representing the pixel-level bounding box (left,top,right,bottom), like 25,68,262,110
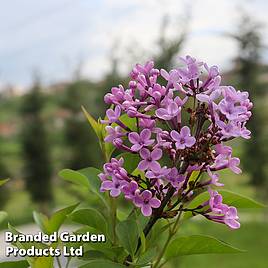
98,55,252,228
128,129,154,151
218,99,247,120
101,105,121,124
134,190,161,216
145,165,170,180
138,148,162,171
177,55,203,84
100,178,128,197
105,126,124,143
196,89,221,104
122,181,140,200
223,206,240,229
207,168,224,187
166,168,185,188
204,189,240,229
104,85,125,105
156,101,180,120
171,126,196,150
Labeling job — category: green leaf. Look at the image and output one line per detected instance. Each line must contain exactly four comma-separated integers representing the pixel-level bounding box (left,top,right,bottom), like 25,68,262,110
218,190,265,208
30,256,54,268
187,190,265,211
33,203,79,234
0,260,29,268
165,235,244,260
0,178,9,187
137,221,146,253
116,153,140,174
69,208,107,234
188,171,200,182
116,219,139,258
8,224,47,250
119,114,136,131
46,203,79,234
33,211,49,233
7,225,52,268
59,169,90,189
79,260,125,268
80,249,109,260
105,141,115,160
136,247,157,266
76,167,108,209
82,105,102,140
0,211,8,224
78,167,101,192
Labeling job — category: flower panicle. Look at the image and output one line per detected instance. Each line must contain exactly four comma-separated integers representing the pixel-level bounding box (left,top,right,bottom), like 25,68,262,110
98,55,252,229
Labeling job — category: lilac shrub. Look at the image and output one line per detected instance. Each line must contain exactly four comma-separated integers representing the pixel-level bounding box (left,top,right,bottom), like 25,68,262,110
2,57,261,268
99,55,252,230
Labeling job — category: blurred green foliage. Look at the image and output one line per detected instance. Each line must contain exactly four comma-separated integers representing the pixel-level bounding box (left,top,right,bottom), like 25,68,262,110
20,80,53,212
231,15,268,199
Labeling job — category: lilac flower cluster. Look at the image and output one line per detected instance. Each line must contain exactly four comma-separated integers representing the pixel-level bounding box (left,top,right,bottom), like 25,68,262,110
99,56,252,229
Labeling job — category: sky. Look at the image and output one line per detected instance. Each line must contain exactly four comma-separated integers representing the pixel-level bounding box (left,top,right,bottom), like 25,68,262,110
0,0,268,88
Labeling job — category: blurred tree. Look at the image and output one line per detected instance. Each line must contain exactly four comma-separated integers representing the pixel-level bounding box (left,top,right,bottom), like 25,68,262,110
0,139,10,209
62,79,100,169
154,15,186,70
96,44,124,118
21,79,53,213
231,14,268,197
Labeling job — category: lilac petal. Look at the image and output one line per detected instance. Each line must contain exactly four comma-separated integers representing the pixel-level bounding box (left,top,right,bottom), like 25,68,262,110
229,158,241,174
214,194,223,205
150,162,162,173
151,148,162,160
110,188,121,197
234,106,247,114
155,108,168,119
106,109,115,120
144,139,154,146
196,94,210,103
180,126,190,137
138,160,149,170
160,69,170,80
170,130,181,141
225,219,240,229
210,89,221,101
145,170,156,179
228,207,238,217
175,142,185,150
141,205,152,216
118,157,124,166
114,105,121,117
128,132,140,144
230,165,241,174
129,181,138,191
185,136,196,147
134,195,143,206
98,173,108,181
167,102,179,116
104,135,114,143
149,198,161,208
149,161,161,171
131,144,143,152
140,148,150,159
169,70,180,82
142,190,152,200
101,181,114,190
105,126,114,134
140,128,151,141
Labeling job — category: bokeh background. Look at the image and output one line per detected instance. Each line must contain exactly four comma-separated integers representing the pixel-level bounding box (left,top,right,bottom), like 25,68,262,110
0,0,267,267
